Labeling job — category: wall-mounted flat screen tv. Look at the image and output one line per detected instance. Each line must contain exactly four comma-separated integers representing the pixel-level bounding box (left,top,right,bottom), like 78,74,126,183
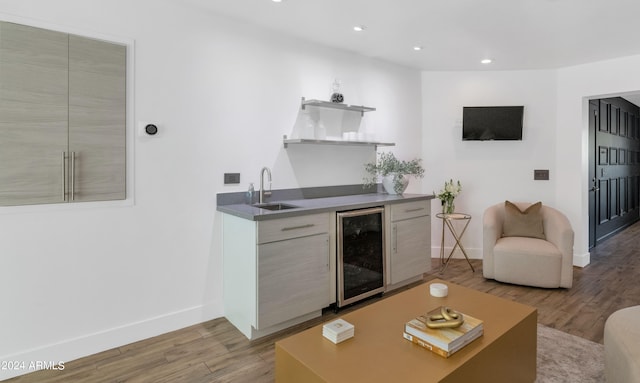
462,106,524,141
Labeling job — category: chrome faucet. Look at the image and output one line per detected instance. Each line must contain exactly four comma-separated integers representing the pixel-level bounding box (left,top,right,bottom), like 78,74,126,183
259,167,272,204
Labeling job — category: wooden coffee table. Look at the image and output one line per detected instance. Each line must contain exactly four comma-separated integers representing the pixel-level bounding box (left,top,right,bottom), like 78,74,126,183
275,279,537,383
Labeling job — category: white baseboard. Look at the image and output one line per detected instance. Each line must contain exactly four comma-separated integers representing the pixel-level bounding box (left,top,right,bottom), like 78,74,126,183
573,252,590,267
0,302,223,381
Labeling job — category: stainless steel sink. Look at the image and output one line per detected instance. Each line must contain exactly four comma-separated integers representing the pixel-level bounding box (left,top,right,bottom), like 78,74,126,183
252,203,299,211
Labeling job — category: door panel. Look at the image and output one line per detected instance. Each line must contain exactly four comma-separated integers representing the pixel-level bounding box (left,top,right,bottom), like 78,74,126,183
610,178,619,219
598,179,609,225
391,215,430,284
257,234,330,329
68,35,126,202
620,177,627,215
0,22,68,205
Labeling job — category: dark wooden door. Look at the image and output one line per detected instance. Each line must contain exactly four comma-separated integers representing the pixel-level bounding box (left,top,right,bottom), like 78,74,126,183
590,97,640,245
588,100,598,248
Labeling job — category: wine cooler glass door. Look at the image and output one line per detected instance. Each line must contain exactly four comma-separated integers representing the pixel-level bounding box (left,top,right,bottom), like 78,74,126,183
337,207,386,307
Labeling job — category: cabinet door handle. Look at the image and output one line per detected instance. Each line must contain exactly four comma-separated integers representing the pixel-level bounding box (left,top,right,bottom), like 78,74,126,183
326,237,330,270
404,208,425,213
70,152,76,201
281,224,315,231
61,152,67,201
393,225,398,254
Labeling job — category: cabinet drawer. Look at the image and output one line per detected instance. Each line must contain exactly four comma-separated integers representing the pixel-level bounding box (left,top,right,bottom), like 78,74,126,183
390,200,430,222
257,213,330,244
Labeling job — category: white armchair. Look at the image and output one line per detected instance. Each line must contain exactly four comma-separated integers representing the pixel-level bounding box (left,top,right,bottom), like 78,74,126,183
483,201,574,288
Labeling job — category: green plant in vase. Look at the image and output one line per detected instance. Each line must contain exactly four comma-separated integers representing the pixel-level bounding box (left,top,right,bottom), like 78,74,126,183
436,179,462,214
363,152,425,194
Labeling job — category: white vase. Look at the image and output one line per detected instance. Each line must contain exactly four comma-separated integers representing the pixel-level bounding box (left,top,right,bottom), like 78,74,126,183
382,174,409,195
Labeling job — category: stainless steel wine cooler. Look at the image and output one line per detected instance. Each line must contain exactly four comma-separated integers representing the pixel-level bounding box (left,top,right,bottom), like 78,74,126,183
337,207,386,307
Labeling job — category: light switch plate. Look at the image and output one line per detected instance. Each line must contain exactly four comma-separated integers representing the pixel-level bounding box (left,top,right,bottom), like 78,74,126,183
224,173,240,184
534,169,549,180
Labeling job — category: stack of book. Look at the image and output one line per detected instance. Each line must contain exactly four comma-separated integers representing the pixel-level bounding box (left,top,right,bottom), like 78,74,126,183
403,306,483,358
323,319,355,344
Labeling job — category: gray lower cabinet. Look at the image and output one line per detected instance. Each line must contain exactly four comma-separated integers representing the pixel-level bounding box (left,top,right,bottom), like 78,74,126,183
387,200,431,288
257,233,330,329
222,200,432,339
223,212,332,340
0,21,126,206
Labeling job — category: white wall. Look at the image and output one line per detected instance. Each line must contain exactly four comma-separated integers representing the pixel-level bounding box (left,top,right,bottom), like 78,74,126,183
421,70,558,258
0,0,422,378
422,55,640,266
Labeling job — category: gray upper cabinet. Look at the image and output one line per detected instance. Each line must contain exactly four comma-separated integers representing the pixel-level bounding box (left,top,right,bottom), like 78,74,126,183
0,22,69,205
69,35,126,202
0,22,126,206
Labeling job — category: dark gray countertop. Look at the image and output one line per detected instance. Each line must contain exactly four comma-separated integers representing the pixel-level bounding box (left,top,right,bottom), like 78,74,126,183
217,192,435,221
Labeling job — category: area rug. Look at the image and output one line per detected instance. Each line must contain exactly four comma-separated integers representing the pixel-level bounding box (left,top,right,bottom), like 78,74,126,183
537,324,605,382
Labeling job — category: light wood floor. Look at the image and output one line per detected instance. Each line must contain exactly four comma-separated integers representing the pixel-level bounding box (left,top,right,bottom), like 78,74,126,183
7,221,640,383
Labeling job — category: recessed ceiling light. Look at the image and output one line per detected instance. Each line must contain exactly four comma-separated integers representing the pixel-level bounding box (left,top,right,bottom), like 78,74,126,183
413,46,423,51
481,59,492,64
272,0,283,2
353,25,366,32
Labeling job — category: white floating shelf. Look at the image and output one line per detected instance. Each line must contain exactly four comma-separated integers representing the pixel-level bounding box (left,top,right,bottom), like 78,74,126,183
283,136,395,149
301,97,376,116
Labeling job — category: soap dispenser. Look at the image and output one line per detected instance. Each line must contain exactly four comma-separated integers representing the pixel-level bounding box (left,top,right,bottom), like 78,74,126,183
246,183,255,205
